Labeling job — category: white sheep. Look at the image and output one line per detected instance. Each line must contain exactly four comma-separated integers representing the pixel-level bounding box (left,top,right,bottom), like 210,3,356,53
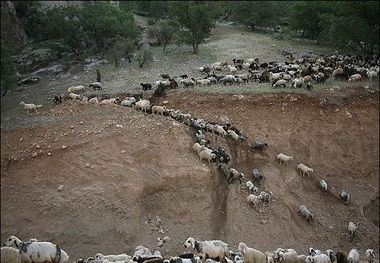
272,79,287,89
340,190,350,205
348,221,357,238
348,73,362,82
227,129,244,141
100,97,119,105
120,97,136,107
69,92,81,100
291,78,303,88
213,124,227,137
347,249,359,263
276,153,293,166
297,164,314,177
135,99,151,112
20,101,43,114
297,254,307,263
366,70,378,81
227,168,245,184
237,242,266,263
309,248,321,256
319,180,328,193
299,205,314,224
273,248,298,263
192,142,207,156
184,237,229,263
365,249,375,263
247,194,261,208
324,250,335,263
67,85,84,93
152,105,167,116
4,235,69,263
94,252,130,262
306,254,331,263
198,149,216,164
245,180,258,193
1,246,22,263
88,97,99,104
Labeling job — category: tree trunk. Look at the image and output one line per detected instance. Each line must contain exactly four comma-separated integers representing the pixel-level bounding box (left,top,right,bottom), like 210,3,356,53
139,58,145,68
163,42,167,52
192,43,198,54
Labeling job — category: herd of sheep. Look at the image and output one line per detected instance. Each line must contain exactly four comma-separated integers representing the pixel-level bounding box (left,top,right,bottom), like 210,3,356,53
11,52,379,263
1,235,376,263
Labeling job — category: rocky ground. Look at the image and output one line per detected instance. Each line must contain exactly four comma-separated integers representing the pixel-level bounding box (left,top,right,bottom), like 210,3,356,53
1,21,379,262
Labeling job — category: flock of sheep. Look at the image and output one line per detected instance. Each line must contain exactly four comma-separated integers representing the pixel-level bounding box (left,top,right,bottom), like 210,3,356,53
12,52,379,263
1,235,376,263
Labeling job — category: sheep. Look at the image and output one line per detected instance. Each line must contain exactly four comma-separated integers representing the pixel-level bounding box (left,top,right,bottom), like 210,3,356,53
325,250,335,263
192,142,207,156
291,78,303,88
180,78,195,88
69,92,81,100
348,73,362,82
159,73,171,79
121,97,137,107
141,82,153,91
335,252,347,263
88,97,99,104
365,249,375,263
100,97,120,105
232,59,244,65
309,248,322,256
245,180,258,193
95,253,130,262
252,168,263,183
347,249,359,263
67,85,84,93
198,149,216,164
251,141,268,151
183,237,229,263
276,153,293,166
340,190,350,205
297,164,313,177
53,94,65,105
259,191,272,205
227,168,245,184
332,67,344,79
1,246,22,263
220,75,236,85
3,235,69,263
196,79,211,85
306,254,331,263
152,105,167,116
237,242,266,263
247,194,262,208
366,70,378,81
348,221,357,238
135,99,151,113
297,255,307,263
299,205,314,224
213,124,227,137
20,101,42,114
273,248,298,263
272,79,287,88
227,129,244,141
89,82,102,90
320,180,328,193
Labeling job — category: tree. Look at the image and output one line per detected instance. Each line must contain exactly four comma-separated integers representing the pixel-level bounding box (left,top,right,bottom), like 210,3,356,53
147,20,179,51
108,35,136,67
169,1,214,54
136,49,153,68
318,1,379,54
230,1,280,32
1,34,19,96
80,2,139,58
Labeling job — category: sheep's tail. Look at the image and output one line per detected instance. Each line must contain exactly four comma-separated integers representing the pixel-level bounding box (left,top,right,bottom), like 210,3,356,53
36,105,43,108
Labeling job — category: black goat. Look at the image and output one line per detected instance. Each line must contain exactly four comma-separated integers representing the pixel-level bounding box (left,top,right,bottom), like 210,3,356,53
53,94,64,105
251,141,268,151
140,82,152,91
159,73,171,79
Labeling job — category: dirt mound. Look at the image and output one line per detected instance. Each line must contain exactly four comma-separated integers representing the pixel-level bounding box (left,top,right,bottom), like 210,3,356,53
1,87,379,261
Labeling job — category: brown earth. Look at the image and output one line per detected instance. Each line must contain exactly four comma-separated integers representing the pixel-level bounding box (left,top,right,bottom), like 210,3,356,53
1,22,379,263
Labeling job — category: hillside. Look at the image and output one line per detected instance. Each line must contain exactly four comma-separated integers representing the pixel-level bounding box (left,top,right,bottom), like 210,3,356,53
1,21,379,262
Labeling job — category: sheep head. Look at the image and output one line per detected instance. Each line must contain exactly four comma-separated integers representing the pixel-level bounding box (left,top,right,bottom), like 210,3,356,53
184,237,195,249
237,242,247,254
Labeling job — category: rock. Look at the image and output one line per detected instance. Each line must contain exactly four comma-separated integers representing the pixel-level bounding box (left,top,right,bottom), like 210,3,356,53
57,185,64,191
18,76,40,86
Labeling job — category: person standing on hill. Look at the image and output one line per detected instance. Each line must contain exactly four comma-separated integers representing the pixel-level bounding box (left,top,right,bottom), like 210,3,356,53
96,69,101,83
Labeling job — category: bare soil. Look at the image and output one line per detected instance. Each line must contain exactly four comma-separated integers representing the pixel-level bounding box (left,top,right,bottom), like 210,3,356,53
1,22,379,262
